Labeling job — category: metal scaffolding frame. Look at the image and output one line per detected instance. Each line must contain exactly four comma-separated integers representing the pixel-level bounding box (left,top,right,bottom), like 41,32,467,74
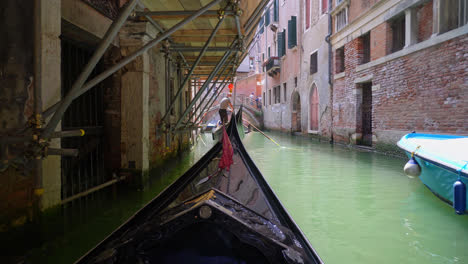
186,56,236,124
1,0,268,177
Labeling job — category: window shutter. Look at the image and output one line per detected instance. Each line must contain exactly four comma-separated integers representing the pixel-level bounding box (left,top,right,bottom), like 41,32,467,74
288,17,297,49
274,0,279,22
306,0,310,29
277,31,283,57
265,9,270,26
282,30,286,56
259,15,265,34
291,16,297,48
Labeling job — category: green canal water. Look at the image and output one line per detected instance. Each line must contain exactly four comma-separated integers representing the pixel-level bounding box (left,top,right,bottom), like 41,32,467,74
2,132,468,263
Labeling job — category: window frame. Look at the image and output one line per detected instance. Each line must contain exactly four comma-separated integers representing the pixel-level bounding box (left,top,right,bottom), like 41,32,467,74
310,50,318,75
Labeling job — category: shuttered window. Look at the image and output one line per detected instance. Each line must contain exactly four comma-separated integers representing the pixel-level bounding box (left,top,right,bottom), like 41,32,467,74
306,0,310,29
259,15,265,34
265,8,270,26
288,16,297,49
277,31,286,57
274,0,279,22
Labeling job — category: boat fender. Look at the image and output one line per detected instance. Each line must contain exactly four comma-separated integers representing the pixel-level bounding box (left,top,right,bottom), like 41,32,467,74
404,157,421,178
453,180,466,215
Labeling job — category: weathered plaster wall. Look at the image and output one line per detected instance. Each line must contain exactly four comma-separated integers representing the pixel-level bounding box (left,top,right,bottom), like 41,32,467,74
300,0,331,138
262,0,301,131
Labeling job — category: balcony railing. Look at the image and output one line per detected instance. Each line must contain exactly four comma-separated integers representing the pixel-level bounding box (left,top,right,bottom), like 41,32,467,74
263,56,280,76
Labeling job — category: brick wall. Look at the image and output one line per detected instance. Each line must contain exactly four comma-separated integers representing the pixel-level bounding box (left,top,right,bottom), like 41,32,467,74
348,0,380,22
416,0,433,43
332,34,468,144
370,22,392,61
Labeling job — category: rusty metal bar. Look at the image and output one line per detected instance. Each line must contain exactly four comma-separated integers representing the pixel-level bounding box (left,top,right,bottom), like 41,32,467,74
42,0,223,133
161,14,226,123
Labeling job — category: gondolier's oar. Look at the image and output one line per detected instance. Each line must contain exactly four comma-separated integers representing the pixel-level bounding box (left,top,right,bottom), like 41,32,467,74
242,118,281,148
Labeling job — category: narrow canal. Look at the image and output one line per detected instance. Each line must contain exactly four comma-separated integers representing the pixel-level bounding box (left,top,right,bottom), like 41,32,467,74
244,132,468,264
3,132,468,263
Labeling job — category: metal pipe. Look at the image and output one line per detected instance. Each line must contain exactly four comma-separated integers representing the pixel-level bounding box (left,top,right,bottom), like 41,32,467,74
41,0,139,139
192,77,230,124
244,0,269,34
145,16,188,66
138,2,189,67
184,54,231,126
47,148,79,157
235,14,243,41
194,71,234,124
61,175,126,204
169,46,237,52
136,10,234,16
174,49,232,128
42,0,223,131
185,54,234,122
162,14,226,123
189,60,234,123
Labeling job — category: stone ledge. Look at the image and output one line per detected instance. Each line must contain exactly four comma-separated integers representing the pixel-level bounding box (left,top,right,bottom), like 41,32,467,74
334,72,345,80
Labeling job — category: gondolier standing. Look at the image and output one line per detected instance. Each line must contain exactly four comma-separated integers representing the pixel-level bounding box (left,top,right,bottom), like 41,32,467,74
219,93,234,125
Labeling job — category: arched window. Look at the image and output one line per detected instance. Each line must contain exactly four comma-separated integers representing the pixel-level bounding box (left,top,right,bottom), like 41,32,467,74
309,86,319,131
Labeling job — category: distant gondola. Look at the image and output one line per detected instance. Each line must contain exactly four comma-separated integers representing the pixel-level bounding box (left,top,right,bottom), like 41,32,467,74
76,106,323,264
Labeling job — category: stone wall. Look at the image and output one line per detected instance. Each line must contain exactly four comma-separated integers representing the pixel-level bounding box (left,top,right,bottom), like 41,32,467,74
0,0,40,228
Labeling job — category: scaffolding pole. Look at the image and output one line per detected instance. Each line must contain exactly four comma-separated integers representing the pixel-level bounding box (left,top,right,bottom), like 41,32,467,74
161,14,226,123
187,58,235,123
41,0,139,138
194,71,235,124
42,0,223,138
174,48,233,129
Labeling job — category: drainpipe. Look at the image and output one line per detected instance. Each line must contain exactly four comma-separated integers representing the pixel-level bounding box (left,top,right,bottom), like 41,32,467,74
325,0,333,144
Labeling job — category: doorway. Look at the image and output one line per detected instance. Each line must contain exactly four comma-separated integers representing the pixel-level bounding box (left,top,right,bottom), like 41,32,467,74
309,85,319,131
360,83,372,146
291,91,301,132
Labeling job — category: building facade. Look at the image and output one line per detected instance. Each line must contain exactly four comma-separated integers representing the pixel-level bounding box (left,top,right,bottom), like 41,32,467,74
330,0,468,152
248,0,332,137
248,0,467,152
